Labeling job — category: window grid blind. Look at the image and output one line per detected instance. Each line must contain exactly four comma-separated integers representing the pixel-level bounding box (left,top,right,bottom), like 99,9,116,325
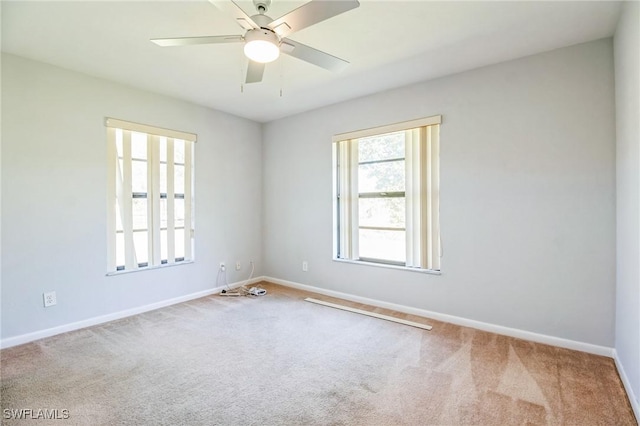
334,118,441,271
106,119,195,273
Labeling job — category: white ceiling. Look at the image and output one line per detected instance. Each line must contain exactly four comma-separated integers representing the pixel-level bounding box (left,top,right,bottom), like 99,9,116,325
2,0,622,123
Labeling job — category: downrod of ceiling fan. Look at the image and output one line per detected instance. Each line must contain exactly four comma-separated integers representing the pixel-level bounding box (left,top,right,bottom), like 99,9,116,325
253,0,271,14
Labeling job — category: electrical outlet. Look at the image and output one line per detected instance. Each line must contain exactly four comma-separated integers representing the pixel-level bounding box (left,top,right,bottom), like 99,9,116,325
43,291,57,307
302,261,308,272
235,261,241,271
220,262,226,271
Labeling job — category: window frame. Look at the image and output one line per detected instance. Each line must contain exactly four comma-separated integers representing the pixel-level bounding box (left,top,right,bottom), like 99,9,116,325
332,115,442,273
106,118,196,275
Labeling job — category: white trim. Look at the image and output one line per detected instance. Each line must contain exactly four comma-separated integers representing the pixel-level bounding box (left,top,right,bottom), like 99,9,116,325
0,277,264,350
146,133,154,264
105,259,194,276
614,349,640,423
332,257,442,275
106,127,117,272
121,130,137,270
183,141,193,260
333,257,442,274
265,276,614,357
427,124,441,270
150,135,161,264
166,138,176,263
105,117,196,142
333,114,442,142
348,139,359,258
405,127,422,267
332,144,339,259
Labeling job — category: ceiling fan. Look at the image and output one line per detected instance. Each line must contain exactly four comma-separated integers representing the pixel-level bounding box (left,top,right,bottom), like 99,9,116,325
151,0,360,84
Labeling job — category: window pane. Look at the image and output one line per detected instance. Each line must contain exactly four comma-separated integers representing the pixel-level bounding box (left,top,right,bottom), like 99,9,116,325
115,199,123,232
131,132,147,160
174,139,185,164
174,199,184,228
109,120,195,273
132,160,147,193
133,231,149,265
160,229,168,261
358,132,404,163
160,199,168,229
174,164,184,194
359,229,406,263
175,229,185,259
359,160,405,193
160,164,167,195
158,199,184,228
359,197,405,228
132,198,148,230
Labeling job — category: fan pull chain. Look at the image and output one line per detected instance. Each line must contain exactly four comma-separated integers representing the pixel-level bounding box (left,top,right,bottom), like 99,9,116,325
239,49,245,93
279,57,284,97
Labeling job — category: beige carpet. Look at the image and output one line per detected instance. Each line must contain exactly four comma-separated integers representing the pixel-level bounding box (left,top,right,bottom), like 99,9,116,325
1,282,636,425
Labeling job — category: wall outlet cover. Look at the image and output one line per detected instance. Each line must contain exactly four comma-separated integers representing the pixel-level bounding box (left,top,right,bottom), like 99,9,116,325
43,291,57,307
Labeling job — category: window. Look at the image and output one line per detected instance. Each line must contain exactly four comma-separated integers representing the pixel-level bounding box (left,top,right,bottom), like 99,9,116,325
333,115,441,271
106,118,195,273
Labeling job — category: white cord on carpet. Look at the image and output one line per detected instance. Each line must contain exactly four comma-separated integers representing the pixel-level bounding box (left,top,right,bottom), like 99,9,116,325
218,261,266,297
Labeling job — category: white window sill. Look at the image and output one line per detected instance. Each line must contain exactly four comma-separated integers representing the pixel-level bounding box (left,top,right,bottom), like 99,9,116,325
332,258,441,275
106,260,194,276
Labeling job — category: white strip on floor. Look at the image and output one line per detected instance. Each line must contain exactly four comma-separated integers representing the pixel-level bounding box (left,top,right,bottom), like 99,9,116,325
304,297,432,331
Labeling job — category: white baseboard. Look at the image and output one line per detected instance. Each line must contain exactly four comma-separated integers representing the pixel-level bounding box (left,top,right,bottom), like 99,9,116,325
0,277,263,349
265,276,614,358
0,274,617,359
614,349,640,423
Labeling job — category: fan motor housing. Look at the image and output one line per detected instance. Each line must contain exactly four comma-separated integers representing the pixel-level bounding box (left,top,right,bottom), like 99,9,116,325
244,28,280,45
251,13,274,28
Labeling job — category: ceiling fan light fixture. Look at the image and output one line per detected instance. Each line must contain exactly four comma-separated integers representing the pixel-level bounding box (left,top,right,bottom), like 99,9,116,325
244,30,280,63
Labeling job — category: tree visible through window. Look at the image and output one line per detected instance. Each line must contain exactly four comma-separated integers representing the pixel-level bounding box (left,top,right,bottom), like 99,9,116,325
357,132,406,262
333,115,441,271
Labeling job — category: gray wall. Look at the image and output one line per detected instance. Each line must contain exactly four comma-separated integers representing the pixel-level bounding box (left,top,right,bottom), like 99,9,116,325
1,38,623,353
262,39,616,347
614,0,640,410
1,54,263,339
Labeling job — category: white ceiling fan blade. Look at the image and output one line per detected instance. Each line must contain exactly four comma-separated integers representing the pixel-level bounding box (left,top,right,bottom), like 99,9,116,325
151,35,243,47
207,0,260,31
281,39,349,72
246,60,266,84
267,0,360,38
